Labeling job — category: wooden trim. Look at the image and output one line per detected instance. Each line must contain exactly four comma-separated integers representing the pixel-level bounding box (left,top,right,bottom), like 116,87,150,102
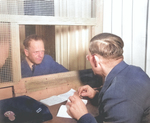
11,23,21,82
0,82,14,88
0,15,96,25
13,71,83,100
0,86,14,100
23,71,82,93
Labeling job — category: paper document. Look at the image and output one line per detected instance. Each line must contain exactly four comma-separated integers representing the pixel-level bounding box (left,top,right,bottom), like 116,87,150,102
57,99,88,118
40,89,76,106
57,105,72,118
40,88,88,118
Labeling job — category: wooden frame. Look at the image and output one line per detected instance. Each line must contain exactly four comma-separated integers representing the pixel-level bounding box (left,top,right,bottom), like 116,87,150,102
0,0,103,100
0,15,96,26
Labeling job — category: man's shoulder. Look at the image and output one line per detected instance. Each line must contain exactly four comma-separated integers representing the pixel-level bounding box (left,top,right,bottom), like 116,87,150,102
42,54,55,64
43,54,53,59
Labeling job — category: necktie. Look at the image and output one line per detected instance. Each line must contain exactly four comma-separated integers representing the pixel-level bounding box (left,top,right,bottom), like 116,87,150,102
32,64,35,73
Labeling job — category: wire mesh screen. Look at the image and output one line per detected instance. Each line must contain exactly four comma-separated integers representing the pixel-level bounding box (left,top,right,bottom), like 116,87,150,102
0,0,95,17
0,22,12,83
0,0,95,82
24,1,54,16
0,0,54,16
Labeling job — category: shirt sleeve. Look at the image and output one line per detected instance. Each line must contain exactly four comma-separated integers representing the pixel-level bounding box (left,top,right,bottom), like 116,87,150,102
77,113,97,123
45,55,68,73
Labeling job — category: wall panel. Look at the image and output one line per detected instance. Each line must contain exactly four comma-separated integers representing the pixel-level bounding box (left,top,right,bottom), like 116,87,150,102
103,0,112,33
36,25,55,60
132,0,147,70
122,0,133,64
55,26,62,64
103,0,150,76
55,26,91,71
146,0,150,76
112,0,122,37
61,26,69,68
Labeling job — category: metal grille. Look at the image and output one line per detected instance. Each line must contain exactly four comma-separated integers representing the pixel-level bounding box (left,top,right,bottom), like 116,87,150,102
0,22,12,82
24,0,54,16
0,0,54,16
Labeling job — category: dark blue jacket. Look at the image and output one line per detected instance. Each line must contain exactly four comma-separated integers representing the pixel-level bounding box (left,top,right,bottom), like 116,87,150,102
78,61,150,123
21,55,68,78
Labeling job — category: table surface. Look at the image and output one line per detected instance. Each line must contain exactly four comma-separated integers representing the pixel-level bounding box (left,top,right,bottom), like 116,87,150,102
43,100,99,123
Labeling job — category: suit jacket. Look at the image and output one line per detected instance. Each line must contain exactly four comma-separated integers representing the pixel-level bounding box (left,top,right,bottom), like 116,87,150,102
21,54,68,78
78,61,150,123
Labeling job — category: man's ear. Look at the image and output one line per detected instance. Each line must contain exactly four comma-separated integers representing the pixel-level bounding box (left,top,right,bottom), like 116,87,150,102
93,55,100,67
24,49,29,57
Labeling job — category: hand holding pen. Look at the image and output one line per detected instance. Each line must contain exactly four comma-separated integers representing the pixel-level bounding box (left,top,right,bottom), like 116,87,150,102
66,85,99,120
66,92,88,120
78,85,98,99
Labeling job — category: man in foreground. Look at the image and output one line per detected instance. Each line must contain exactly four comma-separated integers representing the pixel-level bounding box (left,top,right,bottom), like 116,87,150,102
21,34,68,78
67,33,150,123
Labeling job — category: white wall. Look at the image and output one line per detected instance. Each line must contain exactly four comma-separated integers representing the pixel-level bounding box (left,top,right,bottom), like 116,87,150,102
103,0,150,76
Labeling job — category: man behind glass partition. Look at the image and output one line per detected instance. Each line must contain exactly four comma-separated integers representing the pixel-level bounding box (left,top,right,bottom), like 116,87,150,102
21,34,68,78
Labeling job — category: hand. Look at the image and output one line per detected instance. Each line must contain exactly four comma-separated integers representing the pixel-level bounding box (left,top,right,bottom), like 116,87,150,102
66,92,88,120
78,85,97,99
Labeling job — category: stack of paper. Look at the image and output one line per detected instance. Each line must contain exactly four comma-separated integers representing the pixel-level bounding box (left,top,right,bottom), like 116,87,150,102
40,88,88,118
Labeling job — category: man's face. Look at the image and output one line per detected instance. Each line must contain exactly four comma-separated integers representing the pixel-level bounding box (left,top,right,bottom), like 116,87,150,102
25,40,45,65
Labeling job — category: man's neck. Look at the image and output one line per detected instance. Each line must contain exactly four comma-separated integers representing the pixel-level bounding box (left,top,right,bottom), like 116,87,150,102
25,57,34,70
103,58,123,79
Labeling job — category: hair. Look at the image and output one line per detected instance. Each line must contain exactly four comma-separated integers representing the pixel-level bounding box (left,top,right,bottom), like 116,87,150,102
89,33,124,59
23,34,45,49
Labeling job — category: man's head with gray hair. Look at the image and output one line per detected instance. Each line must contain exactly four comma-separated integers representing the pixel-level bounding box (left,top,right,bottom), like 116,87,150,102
89,33,124,59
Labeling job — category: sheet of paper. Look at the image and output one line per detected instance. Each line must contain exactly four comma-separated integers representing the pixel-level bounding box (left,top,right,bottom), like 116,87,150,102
40,89,76,106
57,99,88,118
59,88,76,100
57,105,72,118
